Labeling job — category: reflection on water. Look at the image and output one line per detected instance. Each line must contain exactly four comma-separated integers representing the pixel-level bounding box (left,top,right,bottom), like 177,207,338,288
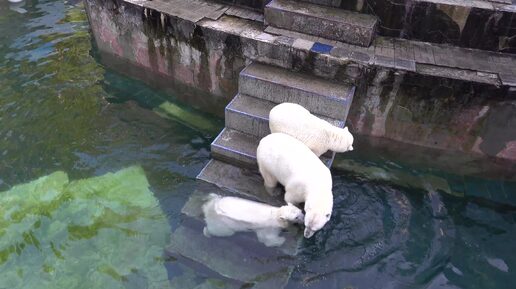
0,1,515,289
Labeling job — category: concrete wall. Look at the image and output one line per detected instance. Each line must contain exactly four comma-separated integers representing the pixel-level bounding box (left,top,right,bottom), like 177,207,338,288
85,0,247,115
342,0,516,54
84,0,516,162
348,69,516,161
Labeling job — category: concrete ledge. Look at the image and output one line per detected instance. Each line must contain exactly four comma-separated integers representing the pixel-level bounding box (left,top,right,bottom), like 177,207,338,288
265,0,377,46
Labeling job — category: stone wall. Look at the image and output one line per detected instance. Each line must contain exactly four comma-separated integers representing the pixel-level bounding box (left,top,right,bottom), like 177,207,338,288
84,0,516,162
342,0,516,53
348,68,516,160
85,0,247,115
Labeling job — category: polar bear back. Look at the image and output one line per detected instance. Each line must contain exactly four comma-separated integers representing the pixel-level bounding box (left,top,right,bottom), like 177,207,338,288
257,133,331,192
269,103,333,155
213,196,280,226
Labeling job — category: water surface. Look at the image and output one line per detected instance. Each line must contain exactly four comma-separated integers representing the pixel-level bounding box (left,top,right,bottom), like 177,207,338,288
0,1,515,289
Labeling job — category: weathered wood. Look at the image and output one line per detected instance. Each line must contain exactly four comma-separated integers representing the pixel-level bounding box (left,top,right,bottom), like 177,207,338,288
394,39,416,71
374,37,395,68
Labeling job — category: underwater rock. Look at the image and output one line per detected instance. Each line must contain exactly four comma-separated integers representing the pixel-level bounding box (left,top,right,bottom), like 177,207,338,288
0,166,171,289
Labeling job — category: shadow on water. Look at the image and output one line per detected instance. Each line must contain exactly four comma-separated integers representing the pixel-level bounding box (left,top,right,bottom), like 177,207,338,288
1,1,515,289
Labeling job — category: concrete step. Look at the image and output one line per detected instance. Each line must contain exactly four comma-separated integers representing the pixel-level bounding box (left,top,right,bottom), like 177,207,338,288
211,128,335,169
264,0,377,47
197,159,286,205
226,93,346,139
297,0,342,7
239,62,355,120
211,127,260,169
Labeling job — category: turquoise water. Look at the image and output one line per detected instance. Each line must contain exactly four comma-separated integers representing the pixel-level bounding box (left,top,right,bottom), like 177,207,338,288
0,1,515,289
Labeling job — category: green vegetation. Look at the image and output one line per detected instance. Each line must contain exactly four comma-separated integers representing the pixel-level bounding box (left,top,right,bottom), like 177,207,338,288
0,166,171,289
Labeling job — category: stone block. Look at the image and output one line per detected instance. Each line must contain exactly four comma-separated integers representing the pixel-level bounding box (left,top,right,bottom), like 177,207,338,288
225,94,345,139
211,128,260,169
265,0,377,46
210,128,335,169
238,62,355,119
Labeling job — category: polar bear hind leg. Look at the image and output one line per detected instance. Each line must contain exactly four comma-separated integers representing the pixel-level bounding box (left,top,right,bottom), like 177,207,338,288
259,167,278,196
203,222,235,237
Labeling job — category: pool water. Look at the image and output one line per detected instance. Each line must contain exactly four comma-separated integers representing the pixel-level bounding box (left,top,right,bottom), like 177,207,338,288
0,1,514,289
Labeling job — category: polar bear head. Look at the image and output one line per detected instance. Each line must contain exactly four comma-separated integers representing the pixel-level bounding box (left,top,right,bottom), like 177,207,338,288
303,194,333,238
279,204,305,224
329,126,354,153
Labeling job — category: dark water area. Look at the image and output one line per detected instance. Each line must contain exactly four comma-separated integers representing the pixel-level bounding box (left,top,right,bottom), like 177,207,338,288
0,1,515,289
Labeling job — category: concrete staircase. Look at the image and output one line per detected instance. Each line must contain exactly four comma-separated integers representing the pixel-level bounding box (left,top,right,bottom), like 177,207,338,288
184,62,353,288
264,0,377,46
197,62,354,197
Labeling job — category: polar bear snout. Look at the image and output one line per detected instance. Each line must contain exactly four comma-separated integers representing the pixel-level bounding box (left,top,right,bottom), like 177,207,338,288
304,210,332,238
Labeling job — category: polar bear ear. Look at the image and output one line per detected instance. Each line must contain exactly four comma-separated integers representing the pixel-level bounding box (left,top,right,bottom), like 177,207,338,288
344,127,349,132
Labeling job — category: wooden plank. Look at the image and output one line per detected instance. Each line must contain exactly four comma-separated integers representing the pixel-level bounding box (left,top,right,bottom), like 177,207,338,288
225,6,264,22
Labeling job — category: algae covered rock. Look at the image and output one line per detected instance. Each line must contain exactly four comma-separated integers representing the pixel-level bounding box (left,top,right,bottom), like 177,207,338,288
0,166,171,289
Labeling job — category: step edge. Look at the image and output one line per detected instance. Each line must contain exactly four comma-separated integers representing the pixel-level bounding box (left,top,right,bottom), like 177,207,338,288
239,70,353,103
265,0,377,28
226,95,271,122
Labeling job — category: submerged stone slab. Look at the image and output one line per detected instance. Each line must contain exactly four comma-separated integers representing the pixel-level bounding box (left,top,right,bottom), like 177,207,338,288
239,62,355,119
167,223,295,288
225,93,345,139
197,159,285,205
265,0,377,46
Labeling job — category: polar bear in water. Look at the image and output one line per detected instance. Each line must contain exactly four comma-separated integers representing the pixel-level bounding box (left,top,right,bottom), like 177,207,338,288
257,133,333,238
202,194,304,247
269,102,354,156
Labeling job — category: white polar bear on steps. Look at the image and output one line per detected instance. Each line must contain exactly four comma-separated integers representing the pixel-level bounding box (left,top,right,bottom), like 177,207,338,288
269,102,354,156
257,133,334,238
202,193,304,247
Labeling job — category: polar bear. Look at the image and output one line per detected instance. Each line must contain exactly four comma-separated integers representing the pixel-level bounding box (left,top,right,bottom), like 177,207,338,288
257,133,333,238
269,102,354,156
202,193,304,247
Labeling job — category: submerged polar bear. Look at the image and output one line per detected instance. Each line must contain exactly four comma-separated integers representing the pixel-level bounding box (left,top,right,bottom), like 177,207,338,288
257,133,333,238
202,193,304,247
269,102,354,156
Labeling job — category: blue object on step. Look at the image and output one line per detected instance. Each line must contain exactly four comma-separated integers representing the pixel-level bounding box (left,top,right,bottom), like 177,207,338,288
311,42,333,54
